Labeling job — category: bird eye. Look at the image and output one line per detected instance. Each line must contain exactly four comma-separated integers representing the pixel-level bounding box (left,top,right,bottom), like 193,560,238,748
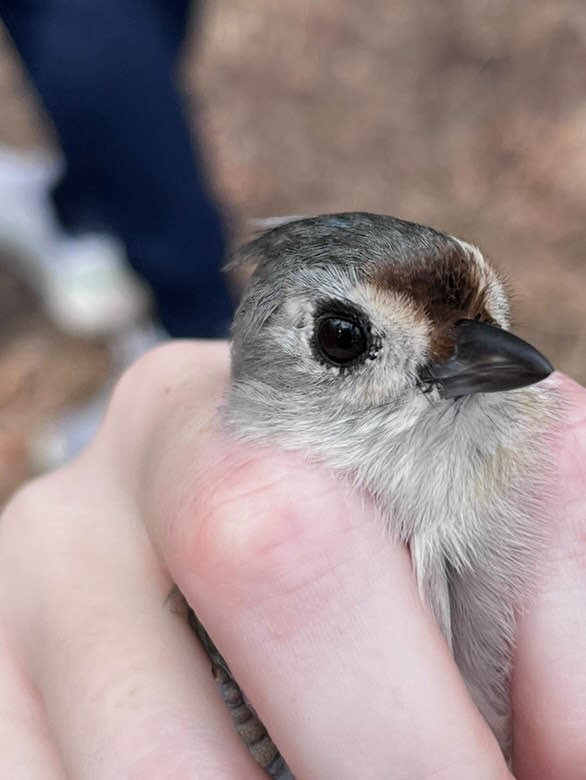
316,316,367,365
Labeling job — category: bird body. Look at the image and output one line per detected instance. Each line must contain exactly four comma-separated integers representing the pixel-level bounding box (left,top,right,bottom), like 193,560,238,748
200,213,556,768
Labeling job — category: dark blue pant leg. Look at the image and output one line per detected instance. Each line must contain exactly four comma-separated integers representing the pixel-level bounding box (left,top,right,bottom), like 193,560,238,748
1,0,234,338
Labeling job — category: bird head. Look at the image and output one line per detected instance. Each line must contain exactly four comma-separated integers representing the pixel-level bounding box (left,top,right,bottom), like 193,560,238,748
227,213,551,424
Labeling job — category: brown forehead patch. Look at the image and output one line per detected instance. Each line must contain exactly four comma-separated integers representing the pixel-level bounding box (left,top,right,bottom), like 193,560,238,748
373,244,496,362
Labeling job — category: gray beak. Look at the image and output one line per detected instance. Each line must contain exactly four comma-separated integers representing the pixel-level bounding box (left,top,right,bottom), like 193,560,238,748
424,319,553,399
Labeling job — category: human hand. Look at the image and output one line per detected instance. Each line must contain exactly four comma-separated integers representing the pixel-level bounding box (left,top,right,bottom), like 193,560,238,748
0,341,583,779
512,373,586,777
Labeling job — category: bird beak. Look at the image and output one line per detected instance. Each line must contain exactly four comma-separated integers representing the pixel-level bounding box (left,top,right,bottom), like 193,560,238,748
424,319,553,399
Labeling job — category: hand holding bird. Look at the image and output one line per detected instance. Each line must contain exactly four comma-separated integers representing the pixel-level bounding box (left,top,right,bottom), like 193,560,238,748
0,215,582,776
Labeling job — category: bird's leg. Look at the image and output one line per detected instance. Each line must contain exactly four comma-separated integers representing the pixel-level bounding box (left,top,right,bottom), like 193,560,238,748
185,603,295,779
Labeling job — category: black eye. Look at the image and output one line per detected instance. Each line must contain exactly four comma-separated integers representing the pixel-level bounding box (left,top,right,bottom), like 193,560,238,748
316,316,367,365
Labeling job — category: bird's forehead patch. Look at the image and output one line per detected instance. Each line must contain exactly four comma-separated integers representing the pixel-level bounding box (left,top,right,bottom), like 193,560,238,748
353,283,430,356
370,244,496,362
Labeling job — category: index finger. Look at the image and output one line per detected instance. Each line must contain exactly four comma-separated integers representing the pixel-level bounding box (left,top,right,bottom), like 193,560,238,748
124,344,512,779
170,442,511,779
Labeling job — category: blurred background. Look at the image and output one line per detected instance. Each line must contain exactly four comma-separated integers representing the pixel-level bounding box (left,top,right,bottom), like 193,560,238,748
1,0,585,503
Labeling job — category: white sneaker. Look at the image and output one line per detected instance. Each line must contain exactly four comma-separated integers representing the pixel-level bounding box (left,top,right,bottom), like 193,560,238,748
43,233,152,337
30,384,116,474
0,145,151,338
29,319,168,473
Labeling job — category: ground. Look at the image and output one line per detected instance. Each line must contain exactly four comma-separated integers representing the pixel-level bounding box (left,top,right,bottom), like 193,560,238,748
0,1,585,501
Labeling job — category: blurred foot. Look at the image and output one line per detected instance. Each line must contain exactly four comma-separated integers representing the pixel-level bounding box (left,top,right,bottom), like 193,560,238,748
29,385,115,474
29,320,168,473
0,145,151,337
42,233,151,337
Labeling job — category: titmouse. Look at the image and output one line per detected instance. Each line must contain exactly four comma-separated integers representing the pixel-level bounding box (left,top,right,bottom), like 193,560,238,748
191,212,556,775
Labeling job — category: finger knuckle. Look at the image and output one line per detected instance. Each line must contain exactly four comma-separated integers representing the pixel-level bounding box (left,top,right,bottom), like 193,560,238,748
175,449,345,602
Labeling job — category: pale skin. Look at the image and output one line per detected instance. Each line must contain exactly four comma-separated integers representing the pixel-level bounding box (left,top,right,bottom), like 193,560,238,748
0,341,584,779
